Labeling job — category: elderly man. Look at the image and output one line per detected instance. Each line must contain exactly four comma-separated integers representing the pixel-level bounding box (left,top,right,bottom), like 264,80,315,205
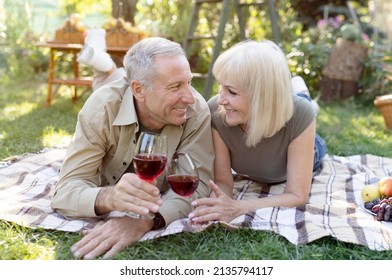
51,37,214,259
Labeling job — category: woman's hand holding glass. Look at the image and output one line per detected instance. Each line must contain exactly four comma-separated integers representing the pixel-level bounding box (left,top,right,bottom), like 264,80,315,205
188,180,241,224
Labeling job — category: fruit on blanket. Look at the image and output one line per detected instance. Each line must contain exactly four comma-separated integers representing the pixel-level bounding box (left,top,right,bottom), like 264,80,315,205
378,177,392,198
364,198,380,210
361,184,381,202
366,197,392,221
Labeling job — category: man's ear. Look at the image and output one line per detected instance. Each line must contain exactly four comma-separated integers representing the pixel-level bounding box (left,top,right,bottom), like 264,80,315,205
131,80,145,101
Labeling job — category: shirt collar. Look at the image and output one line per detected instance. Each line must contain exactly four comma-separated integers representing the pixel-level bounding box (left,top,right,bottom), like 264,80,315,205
113,85,138,126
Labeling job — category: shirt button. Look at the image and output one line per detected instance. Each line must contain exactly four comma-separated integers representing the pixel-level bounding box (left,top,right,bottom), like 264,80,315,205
133,139,136,144
122,162,127,165
112,176,116,180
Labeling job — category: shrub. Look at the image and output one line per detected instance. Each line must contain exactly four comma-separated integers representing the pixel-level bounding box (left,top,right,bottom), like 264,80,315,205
0,0,49,84
360,44,392,100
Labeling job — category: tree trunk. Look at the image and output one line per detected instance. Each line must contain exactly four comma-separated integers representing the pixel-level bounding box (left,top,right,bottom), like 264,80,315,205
323,38,367,82
320,38,368,101
112,0,138,25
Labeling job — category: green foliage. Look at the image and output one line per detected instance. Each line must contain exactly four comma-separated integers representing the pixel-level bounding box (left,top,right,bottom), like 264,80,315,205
277,1,392,101
284,17,342,98
340,23,362,41
360,44,392,100
136,0,193,42
58,0,111,17
0,0,49,84
290,0,368,28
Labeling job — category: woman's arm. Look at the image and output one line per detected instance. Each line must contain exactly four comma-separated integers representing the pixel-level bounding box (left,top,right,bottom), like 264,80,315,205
189,120,316,223
211,128,234,197
283,119,315,205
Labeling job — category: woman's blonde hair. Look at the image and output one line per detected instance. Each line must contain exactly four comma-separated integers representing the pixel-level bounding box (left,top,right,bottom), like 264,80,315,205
212,40,294,147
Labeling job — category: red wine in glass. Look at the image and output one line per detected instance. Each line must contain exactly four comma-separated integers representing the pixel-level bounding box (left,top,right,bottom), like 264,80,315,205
125,132,168,219
167,151,199,199
133,153,167,182
167,174,199,197
167,152,199,230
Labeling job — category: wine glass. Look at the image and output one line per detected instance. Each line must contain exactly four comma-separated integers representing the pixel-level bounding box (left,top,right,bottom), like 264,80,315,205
126,132,168,219
166,151,199,209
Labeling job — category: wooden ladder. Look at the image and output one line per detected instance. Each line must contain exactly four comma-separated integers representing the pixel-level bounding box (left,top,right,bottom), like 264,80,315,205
183,0,233,99
234,0,281,43
183,0,281,99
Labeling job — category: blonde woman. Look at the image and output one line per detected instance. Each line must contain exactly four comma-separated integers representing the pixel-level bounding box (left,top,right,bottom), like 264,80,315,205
189,40,326,223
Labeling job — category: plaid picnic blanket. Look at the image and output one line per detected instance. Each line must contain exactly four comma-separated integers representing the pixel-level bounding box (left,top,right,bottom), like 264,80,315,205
1,148,392,250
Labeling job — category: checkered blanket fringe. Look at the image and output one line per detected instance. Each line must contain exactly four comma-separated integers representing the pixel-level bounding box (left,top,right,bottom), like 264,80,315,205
1,148,391,250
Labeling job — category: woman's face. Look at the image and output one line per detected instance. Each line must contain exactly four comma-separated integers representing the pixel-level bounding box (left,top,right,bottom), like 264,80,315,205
217,79,250,131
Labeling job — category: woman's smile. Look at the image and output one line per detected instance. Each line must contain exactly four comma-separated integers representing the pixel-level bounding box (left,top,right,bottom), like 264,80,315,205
224,108,236,117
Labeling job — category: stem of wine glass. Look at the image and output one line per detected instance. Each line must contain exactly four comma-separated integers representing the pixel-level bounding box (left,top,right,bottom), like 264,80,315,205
188,193,195,211
187,193,203,232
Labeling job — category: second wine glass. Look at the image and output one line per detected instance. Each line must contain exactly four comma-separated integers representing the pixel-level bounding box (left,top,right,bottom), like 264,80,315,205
126,132,168,219
166,151,199,205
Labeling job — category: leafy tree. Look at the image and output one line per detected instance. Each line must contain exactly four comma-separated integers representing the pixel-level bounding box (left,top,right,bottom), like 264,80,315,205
59,0,137,24
58,0,111,17
291,0,369,29
136,0,192,41
0,0,48,83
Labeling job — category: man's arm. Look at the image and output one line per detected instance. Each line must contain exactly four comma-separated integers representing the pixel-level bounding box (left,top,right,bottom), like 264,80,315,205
51,113,108,218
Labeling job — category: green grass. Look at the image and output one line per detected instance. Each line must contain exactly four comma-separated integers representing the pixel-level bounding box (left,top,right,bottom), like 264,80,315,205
1,77,392,260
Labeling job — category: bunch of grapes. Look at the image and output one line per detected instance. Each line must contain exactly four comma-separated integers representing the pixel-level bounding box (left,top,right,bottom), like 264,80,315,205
364,197,392,221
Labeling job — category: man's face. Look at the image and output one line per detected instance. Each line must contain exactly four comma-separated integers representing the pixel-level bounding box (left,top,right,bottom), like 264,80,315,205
136,55,195,130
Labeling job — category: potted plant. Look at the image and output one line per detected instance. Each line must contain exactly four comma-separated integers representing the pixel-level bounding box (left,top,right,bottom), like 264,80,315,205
374,94,392,129
373,60,392,129
320,23,368,101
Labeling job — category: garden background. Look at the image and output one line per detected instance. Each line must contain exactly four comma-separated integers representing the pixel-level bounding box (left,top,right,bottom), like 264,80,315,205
1,0,392,259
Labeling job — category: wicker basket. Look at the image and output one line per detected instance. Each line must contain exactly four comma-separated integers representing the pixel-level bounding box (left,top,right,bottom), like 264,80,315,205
55,29,85,44
374,94,392,129
106,32,140,48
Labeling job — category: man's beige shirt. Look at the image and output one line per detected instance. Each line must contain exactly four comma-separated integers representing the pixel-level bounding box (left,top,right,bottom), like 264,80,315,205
51,77,214,226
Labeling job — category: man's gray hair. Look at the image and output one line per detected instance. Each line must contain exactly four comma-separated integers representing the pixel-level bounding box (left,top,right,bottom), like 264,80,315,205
123,37,186,89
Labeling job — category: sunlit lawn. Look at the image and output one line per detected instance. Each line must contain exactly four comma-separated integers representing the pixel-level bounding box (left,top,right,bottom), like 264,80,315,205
0,76,84,160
